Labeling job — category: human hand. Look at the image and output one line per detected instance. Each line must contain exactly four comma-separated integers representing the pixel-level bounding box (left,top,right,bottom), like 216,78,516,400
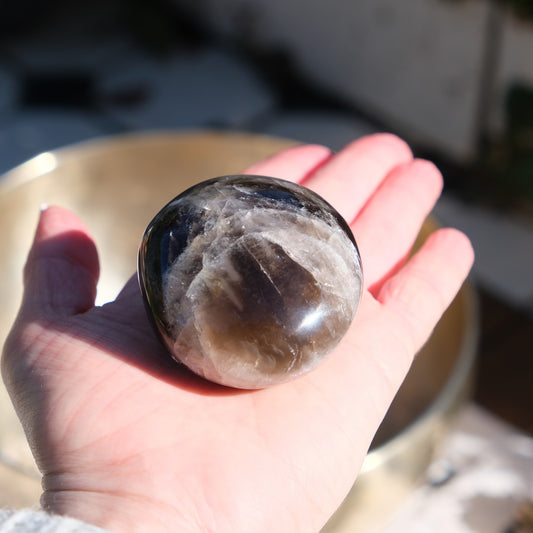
1,134,474,533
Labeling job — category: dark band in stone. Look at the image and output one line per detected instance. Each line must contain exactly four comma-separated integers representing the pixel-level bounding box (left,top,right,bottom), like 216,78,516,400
138,175,363,389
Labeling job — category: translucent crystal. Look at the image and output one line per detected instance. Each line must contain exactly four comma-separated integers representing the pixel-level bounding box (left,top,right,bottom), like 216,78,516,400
138,175,362,389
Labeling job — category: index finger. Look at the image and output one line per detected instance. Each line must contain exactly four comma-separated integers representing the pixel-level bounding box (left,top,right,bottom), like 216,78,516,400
243,144,332,182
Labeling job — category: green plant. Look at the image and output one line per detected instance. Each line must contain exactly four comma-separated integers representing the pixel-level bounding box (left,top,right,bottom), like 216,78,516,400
445,0,533,22
496,0,533,20
468,82,533,213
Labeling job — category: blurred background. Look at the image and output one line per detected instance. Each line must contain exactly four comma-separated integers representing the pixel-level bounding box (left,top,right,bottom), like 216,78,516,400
0,0,531,529
1,0,531,430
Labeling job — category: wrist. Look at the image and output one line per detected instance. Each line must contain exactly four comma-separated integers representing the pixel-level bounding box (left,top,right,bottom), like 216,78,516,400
41,489,197,533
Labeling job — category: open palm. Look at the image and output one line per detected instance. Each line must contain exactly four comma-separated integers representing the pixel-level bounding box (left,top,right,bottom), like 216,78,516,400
2,134,473,533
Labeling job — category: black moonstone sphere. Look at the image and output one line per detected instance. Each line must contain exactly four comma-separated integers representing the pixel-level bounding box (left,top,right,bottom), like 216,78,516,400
138,175,363,389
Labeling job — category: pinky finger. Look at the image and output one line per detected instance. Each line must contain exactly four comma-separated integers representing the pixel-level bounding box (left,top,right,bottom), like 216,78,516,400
377,228,474,354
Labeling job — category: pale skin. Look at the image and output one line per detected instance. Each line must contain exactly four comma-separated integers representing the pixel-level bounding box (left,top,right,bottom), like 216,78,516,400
2,134,474,532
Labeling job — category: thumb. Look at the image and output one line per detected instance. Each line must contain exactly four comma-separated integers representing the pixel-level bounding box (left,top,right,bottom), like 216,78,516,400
21,206,100,318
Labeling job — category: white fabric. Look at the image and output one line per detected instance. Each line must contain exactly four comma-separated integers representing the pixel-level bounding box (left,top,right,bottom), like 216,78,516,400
0,509,109,533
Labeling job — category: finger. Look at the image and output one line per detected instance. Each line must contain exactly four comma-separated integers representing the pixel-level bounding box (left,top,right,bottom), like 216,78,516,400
243,143,332,182
352,159,443,290
21,206,100,318
377,228,474,355
302,133,413,224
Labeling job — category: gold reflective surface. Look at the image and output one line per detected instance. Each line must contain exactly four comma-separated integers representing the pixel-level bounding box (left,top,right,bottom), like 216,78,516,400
0,131,478,529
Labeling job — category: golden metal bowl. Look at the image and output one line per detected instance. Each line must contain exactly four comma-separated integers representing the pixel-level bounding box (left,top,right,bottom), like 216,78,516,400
0,131,478,528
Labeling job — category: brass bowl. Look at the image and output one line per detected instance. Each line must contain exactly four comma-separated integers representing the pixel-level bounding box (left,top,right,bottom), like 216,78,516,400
0,131,478,528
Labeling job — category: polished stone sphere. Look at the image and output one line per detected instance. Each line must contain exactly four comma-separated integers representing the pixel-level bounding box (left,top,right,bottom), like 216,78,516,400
138,175,363,389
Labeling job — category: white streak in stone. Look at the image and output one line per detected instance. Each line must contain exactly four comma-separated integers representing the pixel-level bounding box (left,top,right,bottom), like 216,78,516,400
241,237,283,297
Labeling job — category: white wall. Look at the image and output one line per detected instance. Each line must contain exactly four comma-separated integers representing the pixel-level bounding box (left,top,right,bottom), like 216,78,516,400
172,0,533,162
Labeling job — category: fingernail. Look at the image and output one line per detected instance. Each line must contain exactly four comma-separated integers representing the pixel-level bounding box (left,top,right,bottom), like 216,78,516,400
40,202,49,212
